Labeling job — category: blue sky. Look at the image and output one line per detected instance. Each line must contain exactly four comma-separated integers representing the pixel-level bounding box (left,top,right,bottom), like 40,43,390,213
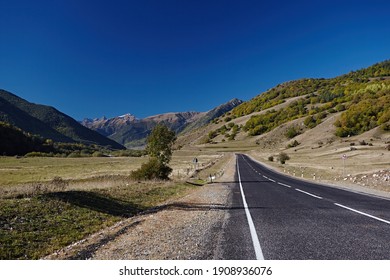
1,0,389,120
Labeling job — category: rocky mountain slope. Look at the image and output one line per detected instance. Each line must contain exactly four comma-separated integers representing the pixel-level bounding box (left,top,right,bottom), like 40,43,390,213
81,98,243,148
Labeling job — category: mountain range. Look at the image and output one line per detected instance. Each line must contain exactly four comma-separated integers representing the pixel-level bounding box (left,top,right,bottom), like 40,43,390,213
1,60,389,156
81,98,243,148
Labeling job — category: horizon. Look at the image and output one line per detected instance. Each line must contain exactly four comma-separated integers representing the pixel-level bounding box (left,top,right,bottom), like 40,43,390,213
1,0,390,120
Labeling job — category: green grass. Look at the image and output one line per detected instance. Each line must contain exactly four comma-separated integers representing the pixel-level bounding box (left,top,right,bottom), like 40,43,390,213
0,180,196,259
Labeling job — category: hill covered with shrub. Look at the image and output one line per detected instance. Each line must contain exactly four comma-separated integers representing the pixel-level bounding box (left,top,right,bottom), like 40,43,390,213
216,60,390,139
0,89,125,150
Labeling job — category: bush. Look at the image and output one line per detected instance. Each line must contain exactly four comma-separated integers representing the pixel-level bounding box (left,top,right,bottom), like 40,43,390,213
285,126,300,139
381,123,390,131
268,156,274,162
92,151,104,157
130,158,172,180
287,140,300,148
208,130,218,139
278,152,290,164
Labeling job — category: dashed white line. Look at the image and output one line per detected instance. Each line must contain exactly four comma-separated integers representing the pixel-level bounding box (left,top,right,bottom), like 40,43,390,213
278,182,292,188
334,203,390,225
237,157,265,260
295,188,323,199
268,178,276,183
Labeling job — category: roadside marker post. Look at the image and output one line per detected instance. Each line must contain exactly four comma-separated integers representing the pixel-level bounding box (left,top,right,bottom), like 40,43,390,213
193,157,198,171
342,154,347,176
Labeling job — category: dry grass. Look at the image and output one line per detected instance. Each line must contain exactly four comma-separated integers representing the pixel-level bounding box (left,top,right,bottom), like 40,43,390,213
0,156,147,186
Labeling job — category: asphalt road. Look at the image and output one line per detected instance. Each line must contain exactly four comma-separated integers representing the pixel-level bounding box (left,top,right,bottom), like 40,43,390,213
220,154,390,260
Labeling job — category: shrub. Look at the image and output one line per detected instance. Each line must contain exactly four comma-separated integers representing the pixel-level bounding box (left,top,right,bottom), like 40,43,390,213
381,123,390,131
287,140,300,148
335,104,346,112
92,151,104,157
268,156,274,162
278,152,290,164
359,140,368,146
130,158,172,180
208,130,218,139
285,126,300,139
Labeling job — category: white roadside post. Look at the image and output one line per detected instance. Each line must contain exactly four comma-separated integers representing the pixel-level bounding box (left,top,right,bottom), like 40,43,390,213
342,154,347,177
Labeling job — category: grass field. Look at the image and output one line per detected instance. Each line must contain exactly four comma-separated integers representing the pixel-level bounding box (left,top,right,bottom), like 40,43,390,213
0,179,197,259
0,156,147,186
0,150,231,259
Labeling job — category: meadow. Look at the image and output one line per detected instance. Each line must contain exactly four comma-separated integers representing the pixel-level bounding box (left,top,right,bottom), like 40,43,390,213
0,150,231,259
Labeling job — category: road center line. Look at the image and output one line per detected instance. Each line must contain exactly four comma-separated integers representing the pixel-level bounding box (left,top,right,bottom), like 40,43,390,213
334,203,390,225
278,182,292,188
295,188,323,199
268,178,276,183
237,157,265,260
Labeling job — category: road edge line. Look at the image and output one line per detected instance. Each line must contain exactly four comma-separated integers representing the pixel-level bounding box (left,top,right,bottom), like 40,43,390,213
237,155,265,260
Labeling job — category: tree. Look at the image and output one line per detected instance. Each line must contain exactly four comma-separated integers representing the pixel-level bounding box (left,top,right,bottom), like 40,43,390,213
131,124,176,180
146,124,176,165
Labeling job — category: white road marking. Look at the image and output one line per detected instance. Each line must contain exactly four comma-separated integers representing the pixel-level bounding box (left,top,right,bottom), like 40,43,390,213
295,188,323,199
278,182,292,188
237,157,265,260
268,178,276,183
334,203,390,225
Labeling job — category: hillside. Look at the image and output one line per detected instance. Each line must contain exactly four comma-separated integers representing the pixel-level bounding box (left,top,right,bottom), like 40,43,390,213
176,60,390,191
185,60,390,145
0,89,125,150
0,121,51,156
81,98,243,148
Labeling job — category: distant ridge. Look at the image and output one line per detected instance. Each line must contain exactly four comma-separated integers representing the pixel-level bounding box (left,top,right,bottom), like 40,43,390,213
81,98,243,148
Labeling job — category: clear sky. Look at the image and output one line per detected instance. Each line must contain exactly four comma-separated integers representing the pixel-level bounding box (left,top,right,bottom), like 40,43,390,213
1,0,389,120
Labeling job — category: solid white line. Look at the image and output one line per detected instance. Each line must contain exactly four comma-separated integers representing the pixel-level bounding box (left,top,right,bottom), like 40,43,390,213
295,188,323,199
237,157,265,260
334,203,390,225
278,182,292,188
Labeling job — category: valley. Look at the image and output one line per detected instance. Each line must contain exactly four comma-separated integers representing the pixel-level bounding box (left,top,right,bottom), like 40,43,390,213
1,60,389,260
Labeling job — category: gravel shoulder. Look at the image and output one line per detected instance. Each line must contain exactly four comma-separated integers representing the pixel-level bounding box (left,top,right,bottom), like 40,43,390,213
44,157,236,260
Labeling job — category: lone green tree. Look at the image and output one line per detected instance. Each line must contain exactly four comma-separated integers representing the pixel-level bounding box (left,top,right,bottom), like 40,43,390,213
131,124,176,180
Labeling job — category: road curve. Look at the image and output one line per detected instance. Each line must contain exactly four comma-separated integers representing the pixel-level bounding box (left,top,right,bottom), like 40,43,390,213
219,154,390,260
